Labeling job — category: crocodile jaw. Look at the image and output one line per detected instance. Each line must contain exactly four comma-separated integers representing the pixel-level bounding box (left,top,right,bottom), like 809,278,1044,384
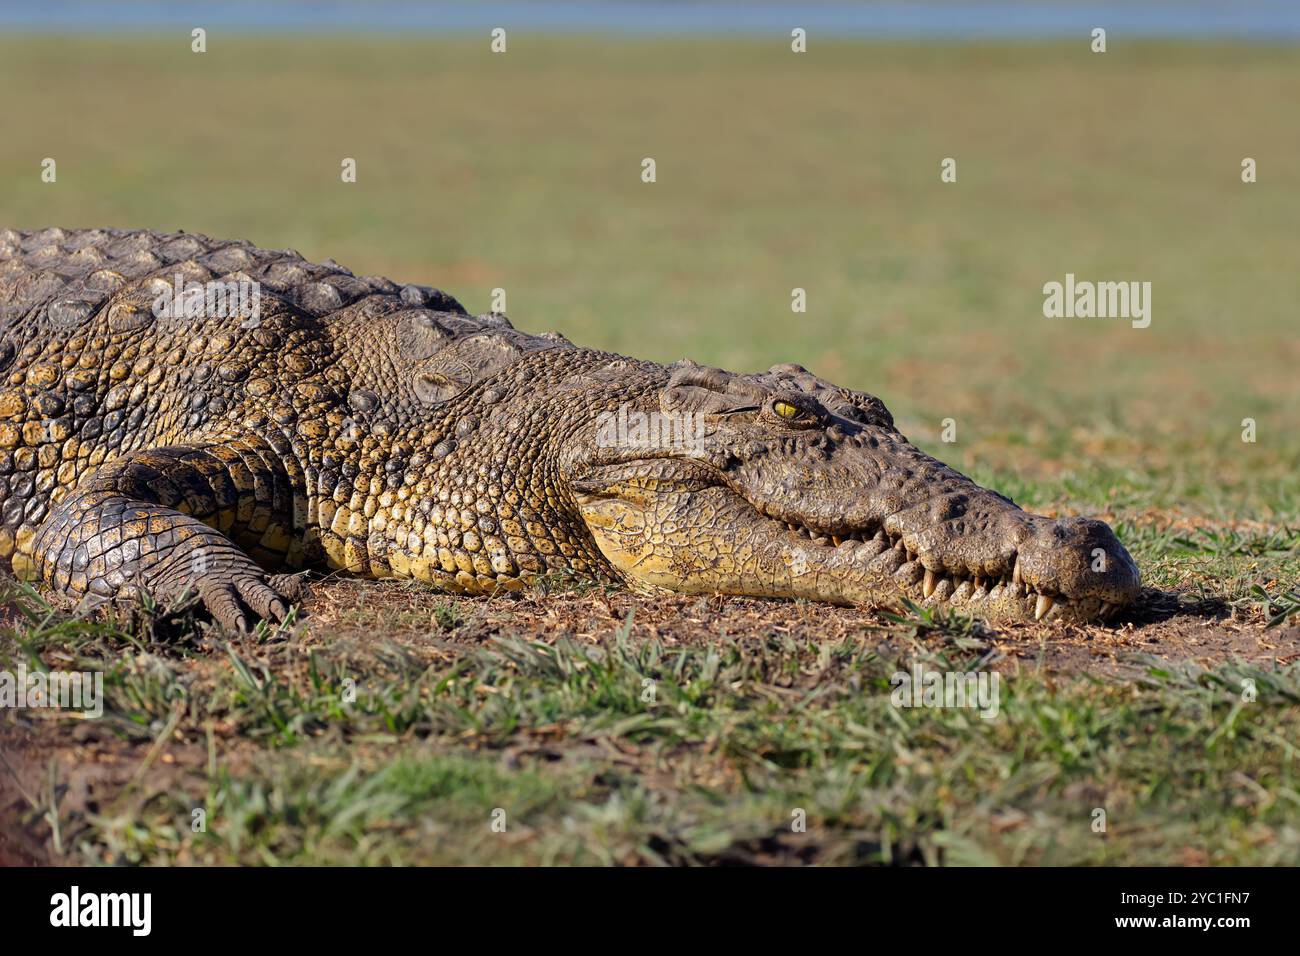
574,477,1140,625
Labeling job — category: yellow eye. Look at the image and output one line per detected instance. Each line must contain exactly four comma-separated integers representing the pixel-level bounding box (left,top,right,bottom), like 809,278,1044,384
773,400,800,420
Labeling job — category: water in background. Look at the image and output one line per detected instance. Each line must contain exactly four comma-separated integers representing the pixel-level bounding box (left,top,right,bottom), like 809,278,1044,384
2,1,1298,40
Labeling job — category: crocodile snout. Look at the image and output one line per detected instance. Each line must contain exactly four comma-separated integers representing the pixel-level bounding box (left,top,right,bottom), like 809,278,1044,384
1015,516,1141,620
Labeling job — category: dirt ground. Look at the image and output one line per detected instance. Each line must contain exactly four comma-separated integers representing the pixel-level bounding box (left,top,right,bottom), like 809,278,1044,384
296,578,1300,676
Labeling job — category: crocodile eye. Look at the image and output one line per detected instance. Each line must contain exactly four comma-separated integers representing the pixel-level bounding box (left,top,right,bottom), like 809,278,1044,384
764,394,822,428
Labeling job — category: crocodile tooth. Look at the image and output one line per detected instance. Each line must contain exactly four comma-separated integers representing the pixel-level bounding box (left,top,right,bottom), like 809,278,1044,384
832,535,843,546
1013,557,1023,586
1034,594,1054,621
923,569,938,598
973,575,985,590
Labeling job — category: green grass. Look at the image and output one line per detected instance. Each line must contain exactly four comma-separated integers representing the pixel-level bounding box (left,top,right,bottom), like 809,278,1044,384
4,584,1298,865
0,35,1297,865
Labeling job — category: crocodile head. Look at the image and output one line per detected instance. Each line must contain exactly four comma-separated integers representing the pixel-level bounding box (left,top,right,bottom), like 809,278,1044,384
567,360,1139,624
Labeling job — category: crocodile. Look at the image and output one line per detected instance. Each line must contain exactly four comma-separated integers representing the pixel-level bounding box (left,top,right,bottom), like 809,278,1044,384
0,227,1140,632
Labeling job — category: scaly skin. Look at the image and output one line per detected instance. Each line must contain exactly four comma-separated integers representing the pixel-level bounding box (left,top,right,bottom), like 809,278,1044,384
0,227,1139,632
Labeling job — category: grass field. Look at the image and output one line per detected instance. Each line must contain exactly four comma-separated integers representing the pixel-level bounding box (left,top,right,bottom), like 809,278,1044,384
0,35,1297,866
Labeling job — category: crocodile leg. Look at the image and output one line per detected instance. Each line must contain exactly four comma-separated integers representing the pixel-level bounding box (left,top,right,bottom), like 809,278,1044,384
30,440,308,633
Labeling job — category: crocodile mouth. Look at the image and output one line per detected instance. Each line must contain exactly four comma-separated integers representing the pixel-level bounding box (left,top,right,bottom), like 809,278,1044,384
573,466,1140,625
771,519,1126,622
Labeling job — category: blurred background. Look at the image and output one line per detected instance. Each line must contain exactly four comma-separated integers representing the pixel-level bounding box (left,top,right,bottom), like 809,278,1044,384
2,1,1296,521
